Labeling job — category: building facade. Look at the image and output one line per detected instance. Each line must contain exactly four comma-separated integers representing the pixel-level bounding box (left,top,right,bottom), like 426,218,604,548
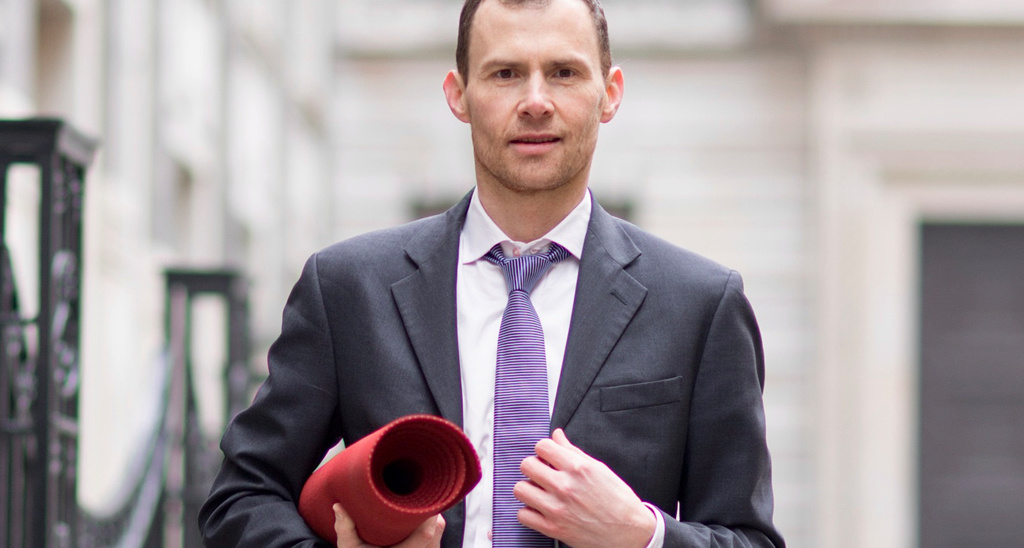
2,0,1023,546
1,0,340,522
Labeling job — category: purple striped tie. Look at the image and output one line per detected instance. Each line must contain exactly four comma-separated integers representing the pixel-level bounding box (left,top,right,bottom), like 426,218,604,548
485,243,569,548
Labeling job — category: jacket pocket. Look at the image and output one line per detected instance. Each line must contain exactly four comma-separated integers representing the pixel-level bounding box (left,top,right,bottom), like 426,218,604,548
599,376,684,412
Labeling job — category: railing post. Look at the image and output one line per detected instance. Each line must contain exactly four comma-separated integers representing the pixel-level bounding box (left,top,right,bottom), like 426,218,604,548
0,118,97,548
162,269,253,548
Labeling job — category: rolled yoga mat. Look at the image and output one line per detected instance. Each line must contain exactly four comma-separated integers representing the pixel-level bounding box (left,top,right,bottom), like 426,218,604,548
298,414,481,545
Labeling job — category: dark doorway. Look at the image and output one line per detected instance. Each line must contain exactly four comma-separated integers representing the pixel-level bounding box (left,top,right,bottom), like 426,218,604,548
919,223,1024,548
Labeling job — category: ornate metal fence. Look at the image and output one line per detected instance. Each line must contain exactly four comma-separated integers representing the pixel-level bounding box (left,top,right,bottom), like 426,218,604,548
1,118,97,548
1,119,256,547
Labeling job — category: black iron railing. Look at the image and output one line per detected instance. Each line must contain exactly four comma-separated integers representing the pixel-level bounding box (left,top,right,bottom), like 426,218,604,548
1,119,256,547
1,118,97,548
160,269,254,548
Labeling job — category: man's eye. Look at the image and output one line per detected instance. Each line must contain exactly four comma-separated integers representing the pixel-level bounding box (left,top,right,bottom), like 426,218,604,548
496,69,514,79
555,69,575,78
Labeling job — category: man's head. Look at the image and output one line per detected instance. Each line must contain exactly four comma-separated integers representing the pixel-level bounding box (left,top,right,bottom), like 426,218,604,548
456,0,612,82
442,0,624,210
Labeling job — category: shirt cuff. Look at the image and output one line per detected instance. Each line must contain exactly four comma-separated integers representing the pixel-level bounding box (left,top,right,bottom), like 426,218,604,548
642,503,666,548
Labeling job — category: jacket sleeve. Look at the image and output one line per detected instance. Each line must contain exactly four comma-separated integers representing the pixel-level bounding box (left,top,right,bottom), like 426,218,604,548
663,271,785,548
198,253,340,547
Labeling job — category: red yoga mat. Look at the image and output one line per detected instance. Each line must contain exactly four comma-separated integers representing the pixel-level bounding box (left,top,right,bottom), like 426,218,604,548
298,414,481,546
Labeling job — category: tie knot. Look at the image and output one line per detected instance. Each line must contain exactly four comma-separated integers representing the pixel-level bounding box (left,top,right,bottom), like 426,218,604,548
485,243,569,294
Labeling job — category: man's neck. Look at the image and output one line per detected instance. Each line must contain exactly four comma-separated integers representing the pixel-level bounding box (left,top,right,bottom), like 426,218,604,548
476,183,588,243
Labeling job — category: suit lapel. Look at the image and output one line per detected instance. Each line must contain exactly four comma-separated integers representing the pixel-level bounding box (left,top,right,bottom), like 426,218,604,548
390,193,472,427
551,201,647,429
388,193,647,430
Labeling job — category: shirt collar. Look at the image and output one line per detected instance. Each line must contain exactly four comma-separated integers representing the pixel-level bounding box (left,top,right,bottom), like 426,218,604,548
460,188,591,264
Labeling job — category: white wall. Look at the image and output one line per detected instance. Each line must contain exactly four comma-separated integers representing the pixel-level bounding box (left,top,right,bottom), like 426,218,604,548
1,0,339,513
808,27,1024,548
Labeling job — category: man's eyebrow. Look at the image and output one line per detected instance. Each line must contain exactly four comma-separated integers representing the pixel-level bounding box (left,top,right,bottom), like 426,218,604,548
477,57,512,67
478,55,592,71
550,56,592,69
479,58,523,70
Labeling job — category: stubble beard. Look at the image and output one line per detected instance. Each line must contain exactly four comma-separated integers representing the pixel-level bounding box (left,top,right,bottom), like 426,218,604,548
472,129,598,197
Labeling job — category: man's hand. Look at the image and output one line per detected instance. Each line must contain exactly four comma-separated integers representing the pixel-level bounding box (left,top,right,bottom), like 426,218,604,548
515,429,656,548
333,503,445,548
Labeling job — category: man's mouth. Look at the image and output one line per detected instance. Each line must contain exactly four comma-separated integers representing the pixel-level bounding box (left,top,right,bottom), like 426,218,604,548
510,136,560,145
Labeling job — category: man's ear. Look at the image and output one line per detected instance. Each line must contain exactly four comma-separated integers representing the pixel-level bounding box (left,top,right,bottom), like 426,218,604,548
600,66,624,123
443,70,471,123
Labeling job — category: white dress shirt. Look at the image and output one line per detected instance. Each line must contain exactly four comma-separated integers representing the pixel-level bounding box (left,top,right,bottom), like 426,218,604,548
456,188,664,548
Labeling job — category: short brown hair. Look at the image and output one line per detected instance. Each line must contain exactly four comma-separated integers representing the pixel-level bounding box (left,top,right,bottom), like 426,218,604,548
456,0,612,82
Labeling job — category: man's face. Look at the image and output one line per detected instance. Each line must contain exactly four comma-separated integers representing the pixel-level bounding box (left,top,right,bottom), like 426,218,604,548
444,0,623,198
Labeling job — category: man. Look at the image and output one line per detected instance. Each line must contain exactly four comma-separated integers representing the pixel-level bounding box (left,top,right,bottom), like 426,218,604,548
199,0,784,547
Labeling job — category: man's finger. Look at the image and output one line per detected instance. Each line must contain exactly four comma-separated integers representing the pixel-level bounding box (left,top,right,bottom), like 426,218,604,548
333,503,368,548
513,479,565,540
535,431,585,472
551,428,586,455
520,455,560,491
514,475,559,511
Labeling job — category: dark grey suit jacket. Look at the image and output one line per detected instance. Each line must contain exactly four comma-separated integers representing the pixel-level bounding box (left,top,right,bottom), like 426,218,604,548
199,192,784,547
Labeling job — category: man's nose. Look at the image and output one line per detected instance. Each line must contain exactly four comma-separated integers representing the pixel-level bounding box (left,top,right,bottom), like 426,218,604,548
518,73,553,118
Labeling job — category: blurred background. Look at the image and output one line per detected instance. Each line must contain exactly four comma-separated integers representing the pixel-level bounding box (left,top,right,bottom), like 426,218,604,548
2,0,1024,546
